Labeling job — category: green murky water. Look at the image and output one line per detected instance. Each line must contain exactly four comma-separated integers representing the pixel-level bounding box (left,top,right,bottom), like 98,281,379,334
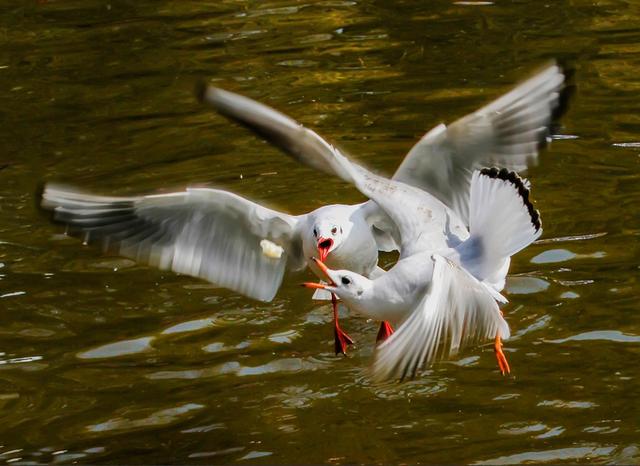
1,0,640,463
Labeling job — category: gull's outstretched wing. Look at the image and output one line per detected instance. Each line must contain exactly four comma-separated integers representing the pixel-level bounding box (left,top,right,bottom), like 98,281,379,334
200,86,468,257
198,85,355,183
393,63,569,224
41,185,303,302
372,254,509,382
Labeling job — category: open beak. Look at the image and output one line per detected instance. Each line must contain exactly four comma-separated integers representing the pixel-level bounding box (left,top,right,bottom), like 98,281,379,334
302,282,327,290
312,257,333,283
302,257,335,290
317,237,333,262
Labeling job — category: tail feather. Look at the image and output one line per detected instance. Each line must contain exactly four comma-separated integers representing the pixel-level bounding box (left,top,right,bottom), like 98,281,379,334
456,168,541,289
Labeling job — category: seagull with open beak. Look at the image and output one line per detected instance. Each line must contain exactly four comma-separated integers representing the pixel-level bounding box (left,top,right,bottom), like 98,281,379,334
303,167,542,380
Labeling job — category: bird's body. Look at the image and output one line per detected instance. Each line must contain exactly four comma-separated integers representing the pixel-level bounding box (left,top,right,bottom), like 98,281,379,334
340,252,435,324
304,167,543,381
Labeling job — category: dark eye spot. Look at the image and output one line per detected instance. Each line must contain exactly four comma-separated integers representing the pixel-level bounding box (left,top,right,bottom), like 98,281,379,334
313,228,318,238
340,227,343,234
341,276,351,285
331,227,338,235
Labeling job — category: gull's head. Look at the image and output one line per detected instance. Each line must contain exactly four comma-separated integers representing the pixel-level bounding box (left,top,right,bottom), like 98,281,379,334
303,258,371,304
312,219,347,262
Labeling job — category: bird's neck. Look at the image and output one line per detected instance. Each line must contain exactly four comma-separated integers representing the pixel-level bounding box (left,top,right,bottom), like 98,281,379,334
346,276,413,324
347,257,432,324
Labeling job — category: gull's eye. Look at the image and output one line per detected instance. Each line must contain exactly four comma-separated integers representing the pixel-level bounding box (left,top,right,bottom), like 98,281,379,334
341,276,351,285
340,227,343,234
313,228,318,238
331,227,338,235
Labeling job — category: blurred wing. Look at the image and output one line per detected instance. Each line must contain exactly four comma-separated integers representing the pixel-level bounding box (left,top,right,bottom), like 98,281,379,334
42,185,302,302
358,200,400,252
393,63,568,224
349,167,469,257
372,254,509,382
199,85,354,183
200,86,465,257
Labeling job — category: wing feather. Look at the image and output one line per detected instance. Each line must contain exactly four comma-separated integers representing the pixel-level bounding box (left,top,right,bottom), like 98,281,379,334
392,63,568,224
42,185,302,302
372,255,509,381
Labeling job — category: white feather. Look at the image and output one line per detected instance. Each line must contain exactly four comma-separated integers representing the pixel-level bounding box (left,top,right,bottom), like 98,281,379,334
456,170,542,284
42,185,303,302
392,63,566,224
372,255,509,381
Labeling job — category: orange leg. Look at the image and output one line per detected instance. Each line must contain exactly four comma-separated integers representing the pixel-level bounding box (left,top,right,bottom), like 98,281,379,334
332,292,354,355
494,335,510,375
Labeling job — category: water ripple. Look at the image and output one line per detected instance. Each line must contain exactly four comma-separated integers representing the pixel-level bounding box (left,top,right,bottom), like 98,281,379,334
475,445,615,464
547,330,640,344
77,337,155,359
146,357,328,380
505,276,549,295
537,399,598,409
86,403,205,433
161,317,216,335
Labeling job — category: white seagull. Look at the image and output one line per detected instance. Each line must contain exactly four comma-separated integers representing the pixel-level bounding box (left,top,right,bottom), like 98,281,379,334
300,164,542,380
40,63,565,356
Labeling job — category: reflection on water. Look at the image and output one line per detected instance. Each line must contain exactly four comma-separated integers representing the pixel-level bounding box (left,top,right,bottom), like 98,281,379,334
87,403,205,433
161,316,217,335
77,337,155,359
2,0,640,463
531,248,577,264
548,329,640,343
505,276,550,294
476,445,617,465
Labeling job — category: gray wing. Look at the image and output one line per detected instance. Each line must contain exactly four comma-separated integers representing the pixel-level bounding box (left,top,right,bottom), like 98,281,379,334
41,185,303,302
371,254,509,382
393,63,568,224
198,85,354,182
200,86,468,258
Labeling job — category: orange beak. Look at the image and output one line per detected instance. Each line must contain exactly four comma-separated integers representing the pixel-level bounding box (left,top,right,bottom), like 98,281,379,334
302,257,335,290
312,257,333,283
317,237,333,262
302,282,327,290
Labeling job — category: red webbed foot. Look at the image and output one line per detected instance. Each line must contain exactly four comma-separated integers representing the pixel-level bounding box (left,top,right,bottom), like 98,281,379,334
334,325,354,355
376,321,394,343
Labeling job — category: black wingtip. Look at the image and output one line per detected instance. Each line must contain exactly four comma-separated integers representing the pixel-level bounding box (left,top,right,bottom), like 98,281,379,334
534,61,576,152
34,180,48,213
194,79,208,104
551,61,576,130
479,168,542,231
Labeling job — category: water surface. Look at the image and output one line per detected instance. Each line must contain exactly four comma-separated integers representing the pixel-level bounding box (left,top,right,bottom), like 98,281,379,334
1,0,639,463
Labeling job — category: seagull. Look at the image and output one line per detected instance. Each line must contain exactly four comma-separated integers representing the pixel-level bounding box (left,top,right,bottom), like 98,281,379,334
199,62,568,351
41,63,566,357
301,165,542,380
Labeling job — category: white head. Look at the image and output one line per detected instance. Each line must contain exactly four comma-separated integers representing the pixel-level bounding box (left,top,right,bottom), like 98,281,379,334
303,258,372,306
308,207,356,262
312,219,346,261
